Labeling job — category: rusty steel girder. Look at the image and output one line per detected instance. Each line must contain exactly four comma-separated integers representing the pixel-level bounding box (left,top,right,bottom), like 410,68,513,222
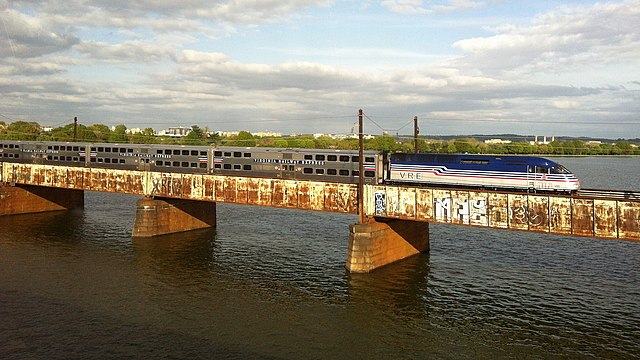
364,185,640,241
2,163,639,241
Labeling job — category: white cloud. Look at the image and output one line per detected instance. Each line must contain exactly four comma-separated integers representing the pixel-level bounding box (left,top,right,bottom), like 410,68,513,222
382,0,485,15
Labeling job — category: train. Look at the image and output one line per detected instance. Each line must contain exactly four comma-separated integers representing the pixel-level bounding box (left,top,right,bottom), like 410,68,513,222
0,140,581,193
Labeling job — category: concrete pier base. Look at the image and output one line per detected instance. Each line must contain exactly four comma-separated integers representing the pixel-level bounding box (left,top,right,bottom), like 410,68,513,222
346,218,429,273
132,197,216,237
0,184,84,216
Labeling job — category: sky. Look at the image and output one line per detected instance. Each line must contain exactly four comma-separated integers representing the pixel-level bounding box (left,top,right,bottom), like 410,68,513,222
1,0,639,138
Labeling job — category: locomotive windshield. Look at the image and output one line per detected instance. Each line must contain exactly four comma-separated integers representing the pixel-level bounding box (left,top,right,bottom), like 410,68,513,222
551,165,571,174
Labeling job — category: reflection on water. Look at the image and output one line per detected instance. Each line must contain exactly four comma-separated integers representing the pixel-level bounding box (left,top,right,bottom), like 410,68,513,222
1,157,640,359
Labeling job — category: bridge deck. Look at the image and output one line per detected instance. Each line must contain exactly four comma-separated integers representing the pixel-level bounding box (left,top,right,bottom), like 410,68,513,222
1,163,639,241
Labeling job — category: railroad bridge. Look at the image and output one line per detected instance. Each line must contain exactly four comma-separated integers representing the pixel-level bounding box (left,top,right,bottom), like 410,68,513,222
1,162,639,272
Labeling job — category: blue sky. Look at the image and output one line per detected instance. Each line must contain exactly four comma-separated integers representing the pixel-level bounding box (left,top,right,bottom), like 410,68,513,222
1,0,639,138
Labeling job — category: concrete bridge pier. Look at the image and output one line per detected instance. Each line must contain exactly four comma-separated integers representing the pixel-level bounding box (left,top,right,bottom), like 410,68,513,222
132,197,216,237
346,218,430,273
0,184,84,216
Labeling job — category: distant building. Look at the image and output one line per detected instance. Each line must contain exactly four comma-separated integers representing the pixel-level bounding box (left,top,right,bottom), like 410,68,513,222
125,128,143,135
529,135,555,145
40,126,53,132
158,126,192,137
484,139,512,144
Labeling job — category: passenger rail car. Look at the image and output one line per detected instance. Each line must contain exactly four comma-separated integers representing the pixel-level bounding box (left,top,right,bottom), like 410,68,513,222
0,140,384,185
388,153,580,193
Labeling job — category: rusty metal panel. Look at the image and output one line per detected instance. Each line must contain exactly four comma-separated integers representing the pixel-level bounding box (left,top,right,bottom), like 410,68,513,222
385,185,400,217
258,178,274,206
528,195,550,233
469,191,489,227
297,181,325,211
433,189,452,223
235,177,248,204
0,162,3,182
549,196,572,235
272,179,285,207
488,193,508,228
246,178,261,205
397,187,417,219
415,188,433,221
450,190,469,225
223,177,237,203
508,194,529,230
572,198,594,237
213,176,225,202
618,201,640,240
324,184,356,213
201,176,216,201
594,200,617,238
282,180,298,208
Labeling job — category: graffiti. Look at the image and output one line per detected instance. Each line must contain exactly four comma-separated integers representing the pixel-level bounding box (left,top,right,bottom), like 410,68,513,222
509,205,544,226
374,191,386,216
434,196,488,224
434,197,451,221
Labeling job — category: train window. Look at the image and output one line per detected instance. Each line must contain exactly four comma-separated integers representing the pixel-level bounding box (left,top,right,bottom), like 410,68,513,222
66,156,72,161
224,152,231,157
316,155,325,161
47,155,53,160
535,166,549,174
172,161,180,166
315,169,324,174
365,171,375,177
105,158,111,163
105,147,111,152
157,150,163,154
14,154,19,159
80,147,85,151
327,169,337,175
328,155,337,161
173,150,180,155
90,158,96,162
73,157,78,162
352,170,359,176
339,169,349,176
73,146,79,151
67,146,73,151
8,144,13,149
181,162,189,167
190,163,197,168
233,152,241,158
340,155,349,162
233,164,241,170
97,158,104,163
351,156,359,162
54,146,60,150
214,151,222,156
111,148,118,153
79,157,85,162
112,158,119,163
98,147,104,152
461,159,488,165
223,164,232,169
214,164,222,169
165,149,172,155
243,165,252,171
182,150,190,156
127,148,133,153
244,153,251,158
156,161,163,166
200,151,207,156
303,168,313,174
119,159,125,164
199,163,207,169
365,157,375,163
304,155,313,160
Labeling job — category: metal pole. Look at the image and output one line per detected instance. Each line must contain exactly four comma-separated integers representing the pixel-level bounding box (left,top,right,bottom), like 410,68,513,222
414,115,419,153
358,109,365,224
73,116,78,142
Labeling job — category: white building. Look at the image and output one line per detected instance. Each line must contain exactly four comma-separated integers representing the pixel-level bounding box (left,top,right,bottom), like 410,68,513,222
158,127,192,137
484,139,512,144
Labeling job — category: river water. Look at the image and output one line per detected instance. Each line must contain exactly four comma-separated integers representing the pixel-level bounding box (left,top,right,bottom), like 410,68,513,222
1,157,639,359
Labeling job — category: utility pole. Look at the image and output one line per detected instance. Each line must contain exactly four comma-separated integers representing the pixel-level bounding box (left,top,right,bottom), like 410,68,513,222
73,116,78,142
414,115,419,153
358,109,365,224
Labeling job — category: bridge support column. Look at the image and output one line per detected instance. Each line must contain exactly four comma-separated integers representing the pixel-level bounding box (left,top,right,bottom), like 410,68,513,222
0,184,84,216
132,197,216,237
346,218,429,273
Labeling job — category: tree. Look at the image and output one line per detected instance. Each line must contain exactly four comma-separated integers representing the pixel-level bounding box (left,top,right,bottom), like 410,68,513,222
109,124,128,143
4,121,41,140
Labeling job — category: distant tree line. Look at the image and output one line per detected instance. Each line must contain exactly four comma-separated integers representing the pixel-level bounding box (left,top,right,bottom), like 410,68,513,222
0,120,638,155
